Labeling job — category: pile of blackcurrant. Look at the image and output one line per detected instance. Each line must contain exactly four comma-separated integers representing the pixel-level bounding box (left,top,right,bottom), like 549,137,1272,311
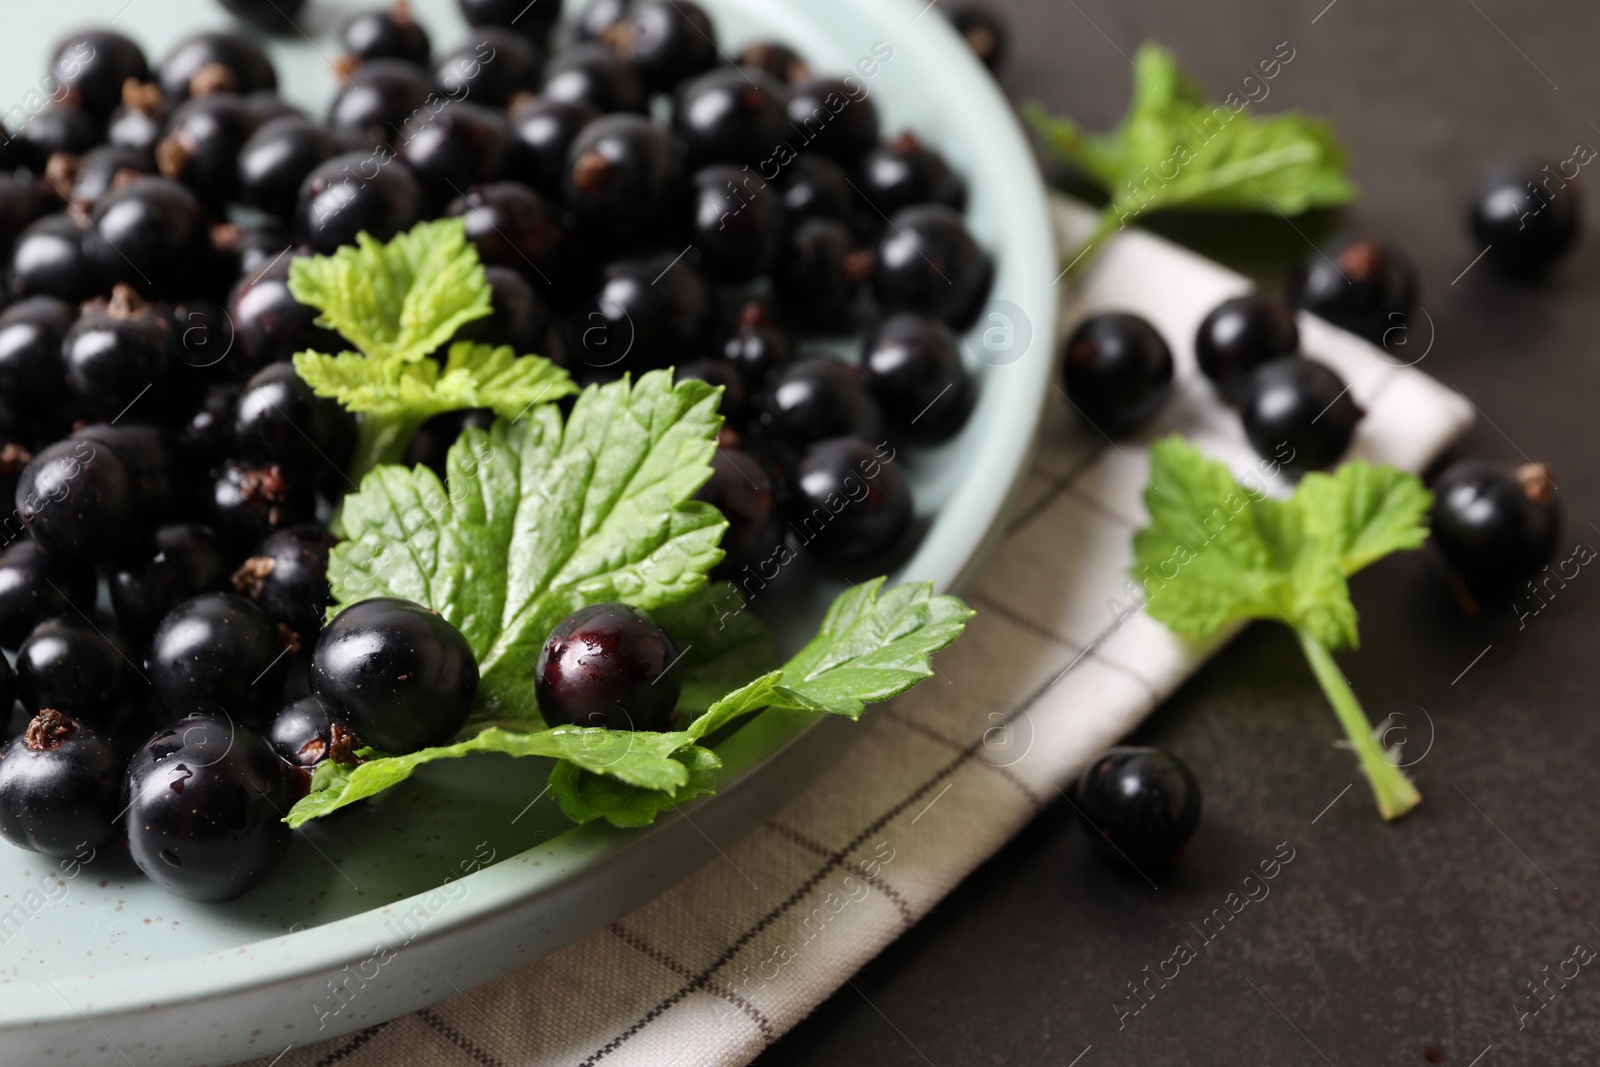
0,0,996,902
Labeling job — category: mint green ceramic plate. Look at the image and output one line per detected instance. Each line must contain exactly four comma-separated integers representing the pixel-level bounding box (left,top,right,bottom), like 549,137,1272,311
0,1,1056,1061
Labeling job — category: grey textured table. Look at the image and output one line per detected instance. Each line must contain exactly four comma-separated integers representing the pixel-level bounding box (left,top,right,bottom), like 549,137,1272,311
757,1,1600,1064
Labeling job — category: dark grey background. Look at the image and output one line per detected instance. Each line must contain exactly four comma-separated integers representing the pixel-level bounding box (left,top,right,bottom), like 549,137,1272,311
757,0,1600,1064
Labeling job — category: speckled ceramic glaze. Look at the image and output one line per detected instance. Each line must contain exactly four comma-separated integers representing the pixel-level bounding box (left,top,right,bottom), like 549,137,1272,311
0,1,1057,1062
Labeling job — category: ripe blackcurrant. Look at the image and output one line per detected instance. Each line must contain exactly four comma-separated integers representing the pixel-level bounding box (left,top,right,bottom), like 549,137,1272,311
535,602,683,731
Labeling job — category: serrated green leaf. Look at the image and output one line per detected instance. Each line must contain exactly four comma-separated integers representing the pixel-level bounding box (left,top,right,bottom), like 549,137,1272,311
288,218,492,365
548,745,722,828
327,371,728,722
1294,460,1434,576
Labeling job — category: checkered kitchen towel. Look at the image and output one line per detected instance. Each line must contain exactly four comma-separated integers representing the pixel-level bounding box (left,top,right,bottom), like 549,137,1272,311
244,198,1475,1067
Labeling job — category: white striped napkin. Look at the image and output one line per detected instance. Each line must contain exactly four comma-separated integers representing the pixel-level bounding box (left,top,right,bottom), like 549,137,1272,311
241,197,1474,1067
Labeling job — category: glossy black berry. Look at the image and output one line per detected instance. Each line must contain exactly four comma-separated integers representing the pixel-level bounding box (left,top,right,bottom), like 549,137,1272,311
237,116,339,222
399,103,510,208
563,113,681,237
107,84,165,155
874,204,992,328
295,151,426,255
857,132,965,219
110,524,230,640
15,614,134,724
1239,358,1361,474
149,593,289,728
535,602,683,731
156,93,260,211
70,423,175,515
0,176,41,258
457,266,549,355
674,67,789,170
326,59,433,147
435,29,543,109
53,30,150,122
1292,236,1417,346
219,0,309,32
122,710,292,902
1431,459,1560,600
228,255,343,373
690,164,785,282
269,695,355,769
505,96,598,199
1073,746,1201,865
1194,294,1299,401
760,357,881,453
0,298,71,411
786,436,911,566
458,0,563,43
781,153,855,231
612,0,718,93
1469,158,1582,279
208,459,316,552
736,41,810,85
0,709,122,858
343,3,432,65
786,78,879,164
232,525,337,641
446,181,562,272
160,32,278,103
61,286,171,420
945,2,1008,72
696,447,784,579
541,42,647,115
721,304,793,388
233,361,349,469
17,437,142,566
569,254,709,372
8,214,93,304
0,540,96,650
68,145,157,209
576,0,628,41
773,217,871,328
311,597,479,753
861,314,970,439
84,177,210,299
16,109,101,172
1061,313,1173,437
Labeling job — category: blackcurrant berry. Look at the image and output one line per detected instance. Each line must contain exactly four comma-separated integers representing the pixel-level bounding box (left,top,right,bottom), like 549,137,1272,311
689,164,785,283
535,602,683,731
233,361,349,470
0,297,71,412
218,0,309,33
0,539,96,649
84,177,211,299
69,423,176,520
1061,313,1173,437
760,356,881,453
232,524,337,641
106,80,166,155
674,66,789,170
458,0,563,44
155,92,261,211
67,145,157,209
720,303,793,388
208,458,316,551
505,96,598,199
781,153,855,231
456,267,549,355
541,42,647,115
575,0,628,42
1194,294,1299,401
62,285,172,420
736,41,810,85
445,181,562,272
343,2,433,66
695,446,784,579
873,204,991,328
399,103,511,208
110,523,230,641
1469,158,1582,279
1431,459,1560,600
228,254,344,373
786,78,879,164
149,593,290,728
861,313,971,439
52,30,150,122
1292,236,1417,346
0,709,122,858
122,710,293,902
563,113,682,237
237,116,339,223
1238,357,1362,474
269,695,356,769
773,217,871,328
568,254,709,372
295,151,426,255
785,436,911,565
435,29,543,109
17,109,101,172
327,59,434,148
1073,746,1201,865
159,32,278,103
8,214,94,304
0,175,41,257
15,614,135,724
610,0,718,93
857,132,966,220
311,597,479,753
17,436,142,566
